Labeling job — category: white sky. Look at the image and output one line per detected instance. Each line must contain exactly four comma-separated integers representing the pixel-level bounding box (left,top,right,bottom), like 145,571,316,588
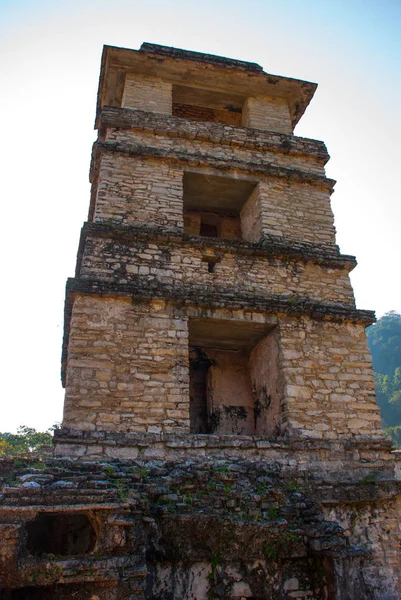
1,0,400,432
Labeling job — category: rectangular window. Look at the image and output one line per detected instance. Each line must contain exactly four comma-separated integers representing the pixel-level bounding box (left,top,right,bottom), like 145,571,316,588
172,84,244,126
188,318,280,436
183,172,258,241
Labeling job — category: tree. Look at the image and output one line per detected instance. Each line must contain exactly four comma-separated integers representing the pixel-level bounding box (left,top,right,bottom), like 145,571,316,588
367,312,401,445
0,425,54,457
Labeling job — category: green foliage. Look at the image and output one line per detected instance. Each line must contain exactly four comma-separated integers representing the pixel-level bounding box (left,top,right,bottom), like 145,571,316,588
367,311,401,377
367,312,401,439
0,425,55,457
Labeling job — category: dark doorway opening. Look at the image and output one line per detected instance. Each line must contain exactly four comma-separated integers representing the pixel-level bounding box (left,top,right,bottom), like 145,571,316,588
183,172,258,241
189,318,280,436
26,513,96,556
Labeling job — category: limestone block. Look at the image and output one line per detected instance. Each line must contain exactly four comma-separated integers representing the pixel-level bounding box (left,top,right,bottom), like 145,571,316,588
242,96,292,134
122,74,172,114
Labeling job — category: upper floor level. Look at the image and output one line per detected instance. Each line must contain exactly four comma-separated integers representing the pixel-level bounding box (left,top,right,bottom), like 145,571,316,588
96,43,318,135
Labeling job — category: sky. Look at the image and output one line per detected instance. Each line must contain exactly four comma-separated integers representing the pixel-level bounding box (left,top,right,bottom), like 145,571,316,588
1,0,400,432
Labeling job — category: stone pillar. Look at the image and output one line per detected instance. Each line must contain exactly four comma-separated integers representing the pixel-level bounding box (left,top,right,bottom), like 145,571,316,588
242,96,292,134
122,73,172,114
240,184,263,242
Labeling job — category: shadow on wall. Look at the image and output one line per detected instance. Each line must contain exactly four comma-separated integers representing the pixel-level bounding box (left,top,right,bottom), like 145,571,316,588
189,318,282,436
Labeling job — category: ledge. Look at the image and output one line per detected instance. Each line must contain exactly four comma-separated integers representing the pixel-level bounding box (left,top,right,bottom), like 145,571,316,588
99,106,330,165
78,221,357,271
140,42,265,73
66,277,371,323
61,276,375,386
55,428,392,452
94,140,336,193
53,429,395,485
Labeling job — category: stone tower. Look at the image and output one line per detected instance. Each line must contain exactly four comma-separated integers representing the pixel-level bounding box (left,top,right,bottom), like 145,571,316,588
2,44,401,600
61,43,382,442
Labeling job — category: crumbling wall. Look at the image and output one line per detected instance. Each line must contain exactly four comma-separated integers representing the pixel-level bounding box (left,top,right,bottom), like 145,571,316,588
2,455,401,599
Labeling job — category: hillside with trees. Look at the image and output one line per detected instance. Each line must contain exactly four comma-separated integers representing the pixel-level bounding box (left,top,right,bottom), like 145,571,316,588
367,311,401,446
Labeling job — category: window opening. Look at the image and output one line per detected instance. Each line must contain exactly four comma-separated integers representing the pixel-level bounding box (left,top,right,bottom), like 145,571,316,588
183,172,257,241
188,319,280,436
26,513,96,556
172,84,244,126
202,256,219,273
200,222,218,238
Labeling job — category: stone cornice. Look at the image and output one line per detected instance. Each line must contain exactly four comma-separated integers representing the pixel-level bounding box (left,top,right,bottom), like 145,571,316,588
61,277,374,386
55,427,392,454
99,106,330,165
93,140,336,193
65,277,374,324
78,221,357,272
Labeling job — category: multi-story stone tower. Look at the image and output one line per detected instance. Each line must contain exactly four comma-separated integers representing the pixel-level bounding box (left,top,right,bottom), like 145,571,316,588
61,43,381,442
2,44,401,600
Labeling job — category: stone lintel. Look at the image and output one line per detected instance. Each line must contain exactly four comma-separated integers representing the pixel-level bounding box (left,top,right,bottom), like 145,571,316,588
98,106,330,165
93,140,336,193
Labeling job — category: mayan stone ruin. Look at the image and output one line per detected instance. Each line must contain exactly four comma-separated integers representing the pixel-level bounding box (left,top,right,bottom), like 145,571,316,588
1,42,401,599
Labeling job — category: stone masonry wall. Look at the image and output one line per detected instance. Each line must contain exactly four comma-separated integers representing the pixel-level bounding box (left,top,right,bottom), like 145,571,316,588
240,185,262,242
79,235,356,306
322,496,401,599
280,317,383,439
64,294,381,440
92,148,334,246
100,107,329,167
93,154,183,230
242,96,293,134
122,74,172,114
4,453,401,599
257,179,336,245
104,125,326,176
63,296,189,434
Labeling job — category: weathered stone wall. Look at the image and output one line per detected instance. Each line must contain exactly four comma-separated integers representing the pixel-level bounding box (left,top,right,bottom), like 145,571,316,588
249,328,283,437
63,296,189,434
122,74,172,114
92,147,334,247
103,122,326,176
322,496,401,599
205,349,254,435
256,179,336,245
63,293,380,440
280,318,383,439
3,449,401,599
242,95,293,134
93,154,183,230
78,234,356,305
100,107,329,175
240,184,263,242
